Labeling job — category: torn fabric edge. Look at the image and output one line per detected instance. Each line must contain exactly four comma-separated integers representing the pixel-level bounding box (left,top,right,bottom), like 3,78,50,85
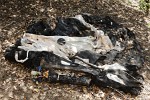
5,14,144,95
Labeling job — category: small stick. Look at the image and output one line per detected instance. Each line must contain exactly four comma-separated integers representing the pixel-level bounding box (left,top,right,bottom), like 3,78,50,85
74,56,101,69
1,21,15,29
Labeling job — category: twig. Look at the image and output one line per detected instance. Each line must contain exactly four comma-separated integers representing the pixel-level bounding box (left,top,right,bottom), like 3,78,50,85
1,21,15,29
74,56,101,69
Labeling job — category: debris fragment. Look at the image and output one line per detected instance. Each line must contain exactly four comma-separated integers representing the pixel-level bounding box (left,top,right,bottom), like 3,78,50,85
31,71,41,76
5,14,144,95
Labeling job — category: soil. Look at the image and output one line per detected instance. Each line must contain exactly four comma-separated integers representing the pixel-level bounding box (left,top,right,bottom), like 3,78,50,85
0,0,150,99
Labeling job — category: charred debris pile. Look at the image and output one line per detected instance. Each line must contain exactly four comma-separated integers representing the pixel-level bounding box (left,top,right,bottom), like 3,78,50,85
5,14,144,95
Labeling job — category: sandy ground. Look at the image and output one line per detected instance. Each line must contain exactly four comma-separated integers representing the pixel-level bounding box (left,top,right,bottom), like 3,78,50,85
0,0,150,99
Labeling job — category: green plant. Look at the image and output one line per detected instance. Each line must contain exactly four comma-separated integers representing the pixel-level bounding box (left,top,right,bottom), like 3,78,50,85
139,0,150,15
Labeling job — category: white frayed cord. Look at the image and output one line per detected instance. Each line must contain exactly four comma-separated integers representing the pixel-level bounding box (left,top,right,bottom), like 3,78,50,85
15,50,29,63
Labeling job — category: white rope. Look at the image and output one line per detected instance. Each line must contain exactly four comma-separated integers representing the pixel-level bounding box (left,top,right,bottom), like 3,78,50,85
15,50,29,63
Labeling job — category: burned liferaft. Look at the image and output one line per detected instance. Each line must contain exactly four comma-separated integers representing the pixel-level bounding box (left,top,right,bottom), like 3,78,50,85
5,14,144,95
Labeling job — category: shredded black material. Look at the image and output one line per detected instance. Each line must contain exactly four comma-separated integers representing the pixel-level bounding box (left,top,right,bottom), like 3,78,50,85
5,14,144,95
